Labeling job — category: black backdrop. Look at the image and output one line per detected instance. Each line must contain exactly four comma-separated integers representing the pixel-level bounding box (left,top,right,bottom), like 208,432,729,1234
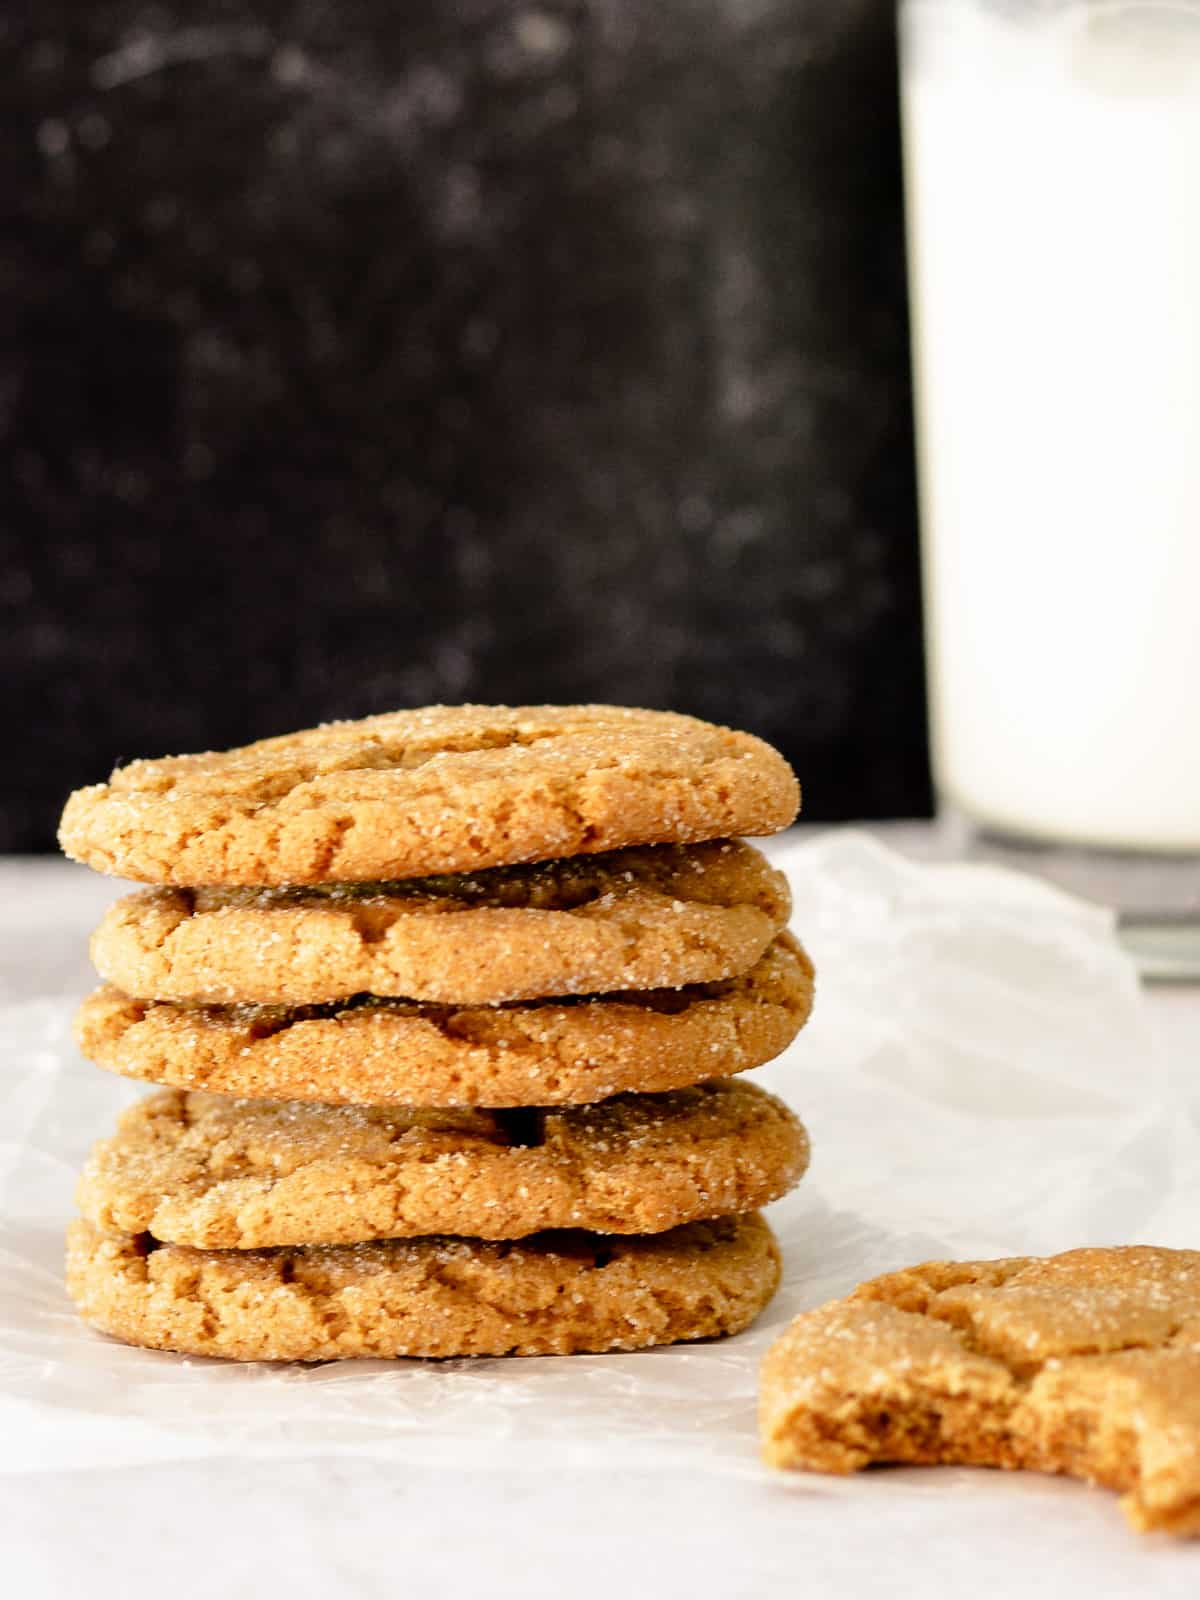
1,0,930,852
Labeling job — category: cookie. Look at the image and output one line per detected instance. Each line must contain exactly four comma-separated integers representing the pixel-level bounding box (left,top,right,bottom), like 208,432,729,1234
74,932,813,1106
760,1246,1200,1537
66,1212,781,1360
58,704,800,885
76,1079,809,1248
89,840,790,1006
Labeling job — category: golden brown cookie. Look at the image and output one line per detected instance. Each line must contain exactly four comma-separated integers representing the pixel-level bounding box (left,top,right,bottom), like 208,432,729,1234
760,1246,1200,1538
66,1212,781,1360
89,841,790,1006
59,704,799,885
76,1079,809,1248
74,932,813,1106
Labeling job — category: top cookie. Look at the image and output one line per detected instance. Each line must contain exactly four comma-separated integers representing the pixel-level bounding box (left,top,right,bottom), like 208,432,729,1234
58,704,799,885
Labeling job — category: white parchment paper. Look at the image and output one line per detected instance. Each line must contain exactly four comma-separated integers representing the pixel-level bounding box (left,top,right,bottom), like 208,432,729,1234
1,832,1196,1478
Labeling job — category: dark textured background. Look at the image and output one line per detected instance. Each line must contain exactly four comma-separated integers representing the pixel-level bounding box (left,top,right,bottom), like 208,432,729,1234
1,0,929,851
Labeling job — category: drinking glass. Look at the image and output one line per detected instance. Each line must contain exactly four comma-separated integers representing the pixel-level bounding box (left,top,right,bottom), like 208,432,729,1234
900,0,1200,976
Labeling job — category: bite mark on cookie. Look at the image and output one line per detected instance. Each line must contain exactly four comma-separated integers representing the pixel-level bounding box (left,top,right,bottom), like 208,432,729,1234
760,1247,1200,1536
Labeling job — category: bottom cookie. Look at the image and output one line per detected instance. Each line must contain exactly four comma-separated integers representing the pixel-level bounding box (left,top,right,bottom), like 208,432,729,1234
67,1212,780,1361
760,1245,1200,1538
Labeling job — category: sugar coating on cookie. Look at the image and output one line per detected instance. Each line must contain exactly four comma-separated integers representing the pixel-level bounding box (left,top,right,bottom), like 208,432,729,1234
89,840,790,1005
74,932,814,1107
76,1079,809,1248
59,704,800,885
760,1246,1200,1537
67,1212,782,1360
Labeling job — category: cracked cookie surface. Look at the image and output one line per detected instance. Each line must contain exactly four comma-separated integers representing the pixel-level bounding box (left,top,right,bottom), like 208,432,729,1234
59,704,799,885
67,1211,781,1360
77,1078,809,1247
74,933,813,1106
760,1245,1200,1537
89,840,789,1005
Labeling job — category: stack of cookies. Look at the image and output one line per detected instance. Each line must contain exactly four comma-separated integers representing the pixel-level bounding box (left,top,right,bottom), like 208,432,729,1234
59,705,815,1362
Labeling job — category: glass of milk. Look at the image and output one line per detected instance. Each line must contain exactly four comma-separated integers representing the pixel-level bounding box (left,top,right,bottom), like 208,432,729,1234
901,0,1200,975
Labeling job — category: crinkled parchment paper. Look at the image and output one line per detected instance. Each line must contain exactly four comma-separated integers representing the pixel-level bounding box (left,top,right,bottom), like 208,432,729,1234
1,833,1195,1475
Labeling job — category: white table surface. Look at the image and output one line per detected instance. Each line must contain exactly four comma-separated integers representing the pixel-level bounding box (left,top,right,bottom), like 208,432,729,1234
2,829,1198,1600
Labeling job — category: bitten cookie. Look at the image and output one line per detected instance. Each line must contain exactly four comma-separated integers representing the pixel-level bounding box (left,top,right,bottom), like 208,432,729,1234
760,1245,1200,1538
76,1079,809,1247
67,1212,781,1360
74,933,813,1106
89,841,790,1005
59,704,800,885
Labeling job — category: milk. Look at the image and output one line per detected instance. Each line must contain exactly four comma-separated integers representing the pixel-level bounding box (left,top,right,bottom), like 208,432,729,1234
901,0,1200,851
